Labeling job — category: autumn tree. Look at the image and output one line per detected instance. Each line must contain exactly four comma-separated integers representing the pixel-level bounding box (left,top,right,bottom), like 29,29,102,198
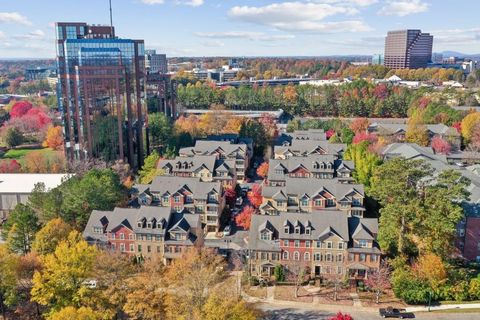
406,113,429,146
0,159,21,173
469,122,480,151
247,184,263,208
235,206,255,230
164,248,226,320
431,136,452,155
123,259,166,320
352,132,378,145
224,186,237,208
48,306,101,320
31,218,72,255
0,245,19,319
286,261,309,298
414,253,447,291
365,262,391,304
329,312,354,320
349,117,370,134
256,162,269,179
42,126,64,150
10,101,33,118
1,204,40,254
138,151,161,184
344,142,382,187
462,112,480,143
93,251,138,319
31,231,98,316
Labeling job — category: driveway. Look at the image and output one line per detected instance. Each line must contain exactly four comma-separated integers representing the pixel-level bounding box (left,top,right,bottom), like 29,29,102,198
258,302,480,320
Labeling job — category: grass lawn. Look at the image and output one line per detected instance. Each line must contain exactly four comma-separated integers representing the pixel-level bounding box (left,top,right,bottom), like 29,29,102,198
1,147,58,167
430,308,480,313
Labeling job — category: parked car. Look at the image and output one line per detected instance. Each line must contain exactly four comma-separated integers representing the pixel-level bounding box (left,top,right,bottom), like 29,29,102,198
232,208,240,216
379,307,414,318
223,225,231,237
235,197,243,206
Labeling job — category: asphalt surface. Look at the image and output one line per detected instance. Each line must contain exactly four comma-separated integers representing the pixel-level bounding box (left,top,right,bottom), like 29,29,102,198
259,303,480,320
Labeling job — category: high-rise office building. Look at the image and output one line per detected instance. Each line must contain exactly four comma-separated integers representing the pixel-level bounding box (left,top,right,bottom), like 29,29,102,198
55,22,146,168
145,49,168,74
384,29,433,69
371,54,384,65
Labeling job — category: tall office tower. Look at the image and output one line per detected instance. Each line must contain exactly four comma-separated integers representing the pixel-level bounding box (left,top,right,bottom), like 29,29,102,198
145,49,168,74
55,22,146,168
384,29,433,69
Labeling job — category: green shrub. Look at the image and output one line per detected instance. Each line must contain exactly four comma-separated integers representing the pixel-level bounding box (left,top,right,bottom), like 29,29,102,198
393,273,431,304
273,264,285,282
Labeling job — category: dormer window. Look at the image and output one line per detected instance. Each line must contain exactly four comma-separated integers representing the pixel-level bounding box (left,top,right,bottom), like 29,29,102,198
284,226,289,234
320,163,325,169
260,231,271,241
306,227,311,235
137,219,145,228
327,163,332,169
295,226,301,234
275,169,283,174
313,162,319,169
157,220,164,229
147,222,152,228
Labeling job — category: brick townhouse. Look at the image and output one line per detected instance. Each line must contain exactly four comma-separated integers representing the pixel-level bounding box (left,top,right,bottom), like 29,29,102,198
267,155,355,186
260,178,365,217
83,206,203,264
132,176,225,232
158,155,237,188
179,140,251,182
248,211,380,283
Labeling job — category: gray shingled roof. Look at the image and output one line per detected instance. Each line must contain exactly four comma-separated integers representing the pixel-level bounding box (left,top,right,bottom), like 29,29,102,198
262,177,364,200
274,140,346,157
158,155,217,173
179,140,247,158
149,176,221,199
267,156,354,180
248,211,350,251
370,123,459,137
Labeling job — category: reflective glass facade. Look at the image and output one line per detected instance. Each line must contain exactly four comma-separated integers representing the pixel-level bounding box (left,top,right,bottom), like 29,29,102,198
56,22,146,168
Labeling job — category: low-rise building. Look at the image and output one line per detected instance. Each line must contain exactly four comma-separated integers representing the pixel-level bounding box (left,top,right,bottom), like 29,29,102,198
267,155,354,186
0,173,71,219
260,178,365,217
274,140,346,160
132,176,225,232
179,140,251,182
158,155,237,187
83,206,202,264
248,211,380,283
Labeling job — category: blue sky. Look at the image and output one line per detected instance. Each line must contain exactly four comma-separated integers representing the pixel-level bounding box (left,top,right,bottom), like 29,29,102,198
0,0,479,58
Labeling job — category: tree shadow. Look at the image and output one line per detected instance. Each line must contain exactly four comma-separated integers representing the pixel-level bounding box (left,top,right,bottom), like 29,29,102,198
262,308,335,320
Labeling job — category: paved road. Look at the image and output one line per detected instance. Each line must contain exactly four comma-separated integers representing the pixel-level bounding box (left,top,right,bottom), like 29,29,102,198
258,303,480,320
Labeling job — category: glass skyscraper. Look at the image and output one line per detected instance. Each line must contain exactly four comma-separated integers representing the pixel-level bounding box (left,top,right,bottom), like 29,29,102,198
56,22,146,168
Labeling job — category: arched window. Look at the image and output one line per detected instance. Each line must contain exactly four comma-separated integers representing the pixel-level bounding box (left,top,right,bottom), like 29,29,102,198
304,252,310,261
283,251,289,260
294,251,300,261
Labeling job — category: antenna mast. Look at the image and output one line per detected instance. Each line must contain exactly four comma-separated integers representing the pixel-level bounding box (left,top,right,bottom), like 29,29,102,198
109,0,114,38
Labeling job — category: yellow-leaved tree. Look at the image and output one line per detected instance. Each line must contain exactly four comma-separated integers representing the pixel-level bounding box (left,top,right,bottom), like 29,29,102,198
461,112,480,143
31,218,72,256
31,231,97,316
406,111,429,146
48,306,100,320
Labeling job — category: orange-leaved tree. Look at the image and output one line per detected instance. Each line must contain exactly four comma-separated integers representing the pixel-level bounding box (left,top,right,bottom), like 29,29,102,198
256,162,269,179
42,126,64,150
235,206,255,230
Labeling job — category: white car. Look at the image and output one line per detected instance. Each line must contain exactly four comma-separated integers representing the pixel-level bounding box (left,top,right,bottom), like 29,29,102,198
235,197,243,206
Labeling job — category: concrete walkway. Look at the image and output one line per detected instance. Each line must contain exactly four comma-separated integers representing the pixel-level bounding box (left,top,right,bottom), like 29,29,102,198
266,286,275,301
406,303,480,313
350,293,362,307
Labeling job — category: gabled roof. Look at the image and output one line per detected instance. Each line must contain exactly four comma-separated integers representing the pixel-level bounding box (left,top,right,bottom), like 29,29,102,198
146,176,222,199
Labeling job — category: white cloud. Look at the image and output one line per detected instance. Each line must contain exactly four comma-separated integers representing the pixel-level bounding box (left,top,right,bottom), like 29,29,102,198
201,40,225,47
0,31,6,40
378,0,429,17
228,2,371,33
141,0,165,4
13,29,46,40
310,0,377,6
195,31,295,41
0,12,32,26
180,0,204,7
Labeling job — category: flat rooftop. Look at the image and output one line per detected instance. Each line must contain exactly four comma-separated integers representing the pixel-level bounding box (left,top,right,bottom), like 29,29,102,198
0,173,71,194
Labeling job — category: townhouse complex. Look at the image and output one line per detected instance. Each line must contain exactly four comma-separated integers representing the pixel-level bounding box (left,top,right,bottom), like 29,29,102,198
248,130,380,284
83,138,253,262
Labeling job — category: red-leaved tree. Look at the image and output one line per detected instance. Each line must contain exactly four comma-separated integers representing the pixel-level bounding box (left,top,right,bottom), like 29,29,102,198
365,262,391,304
326,129,335,139
224,186,237,208
247,184,263,208
352,132,378,145
0,159,21,173
349,118,370,134
431,136,451,155
235,205,255,230
329,312,354,320
10,101,33,118
256,162,269,179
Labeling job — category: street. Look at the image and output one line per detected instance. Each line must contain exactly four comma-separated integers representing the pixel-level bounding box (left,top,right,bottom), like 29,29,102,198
258,302,480,320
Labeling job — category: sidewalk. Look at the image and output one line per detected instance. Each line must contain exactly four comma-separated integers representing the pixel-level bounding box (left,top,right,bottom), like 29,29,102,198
406,303,480,313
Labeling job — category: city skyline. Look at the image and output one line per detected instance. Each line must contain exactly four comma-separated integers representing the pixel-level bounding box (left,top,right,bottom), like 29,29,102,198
0,0,480,58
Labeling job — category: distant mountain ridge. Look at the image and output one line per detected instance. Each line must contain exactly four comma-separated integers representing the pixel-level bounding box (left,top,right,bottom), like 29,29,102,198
440,51,480,59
